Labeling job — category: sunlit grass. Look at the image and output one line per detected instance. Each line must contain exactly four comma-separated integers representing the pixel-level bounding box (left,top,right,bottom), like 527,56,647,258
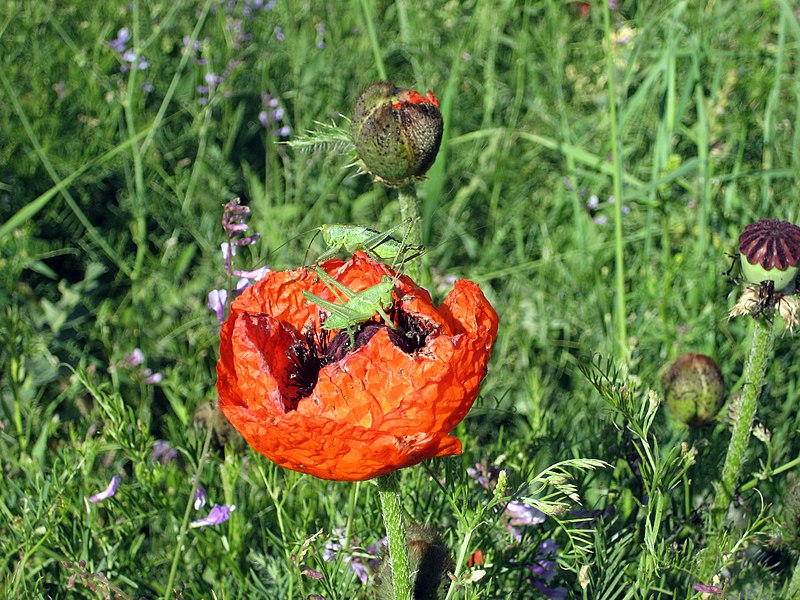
2,0,800,597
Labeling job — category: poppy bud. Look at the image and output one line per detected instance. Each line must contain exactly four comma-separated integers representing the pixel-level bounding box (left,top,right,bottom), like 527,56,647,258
376,524,453,600
662,353,726,426
782,474,800,553
352,81,443,186
739,219,800,292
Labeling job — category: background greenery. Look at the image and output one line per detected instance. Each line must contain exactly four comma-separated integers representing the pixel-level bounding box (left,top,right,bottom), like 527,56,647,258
2,0,800,597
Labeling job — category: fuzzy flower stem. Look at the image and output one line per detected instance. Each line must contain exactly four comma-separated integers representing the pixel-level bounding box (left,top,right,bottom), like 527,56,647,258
377,472,412,600
790,556,800,599
711,317,776,525
398,184,423,282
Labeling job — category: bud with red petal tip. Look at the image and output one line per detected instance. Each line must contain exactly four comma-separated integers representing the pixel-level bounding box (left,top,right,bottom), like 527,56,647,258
739,219,800,291
352,81,443,187
662,353,726,426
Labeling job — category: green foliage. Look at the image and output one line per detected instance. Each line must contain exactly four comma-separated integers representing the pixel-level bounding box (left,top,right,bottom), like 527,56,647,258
2,0,800,597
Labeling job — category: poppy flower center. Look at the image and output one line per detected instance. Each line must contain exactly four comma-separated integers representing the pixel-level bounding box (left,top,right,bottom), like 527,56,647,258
283,309,435,408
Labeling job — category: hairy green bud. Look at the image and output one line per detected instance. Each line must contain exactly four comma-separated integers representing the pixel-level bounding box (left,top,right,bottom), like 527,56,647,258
662,353,726,426
352,81,443,186
376,524,453,600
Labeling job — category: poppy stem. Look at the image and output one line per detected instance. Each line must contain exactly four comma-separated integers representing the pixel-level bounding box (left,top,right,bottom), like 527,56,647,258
377,472,413,600
711,316,775,527
398,184,423,284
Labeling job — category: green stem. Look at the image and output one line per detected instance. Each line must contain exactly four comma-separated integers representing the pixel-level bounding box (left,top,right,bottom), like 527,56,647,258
602,0,628,363
358,0,386,79
397,184,424,284
377,472,412,600
163,421,215,600
711,317,776,524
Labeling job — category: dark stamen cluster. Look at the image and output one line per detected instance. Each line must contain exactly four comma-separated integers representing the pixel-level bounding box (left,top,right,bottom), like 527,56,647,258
284,309,437,405
285,327,333,406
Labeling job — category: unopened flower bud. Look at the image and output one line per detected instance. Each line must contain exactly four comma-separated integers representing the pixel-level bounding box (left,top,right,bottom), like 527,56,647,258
739,219,800,291
376,524,453,600
662,353,726,426
352,81,443,186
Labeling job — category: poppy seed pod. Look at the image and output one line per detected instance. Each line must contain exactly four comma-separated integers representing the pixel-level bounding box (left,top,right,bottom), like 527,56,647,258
739,219,800,291
662,353,726,426
352,81,443,186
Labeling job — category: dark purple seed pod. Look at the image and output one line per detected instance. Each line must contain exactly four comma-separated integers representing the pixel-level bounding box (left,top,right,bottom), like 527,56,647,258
739,219,800,290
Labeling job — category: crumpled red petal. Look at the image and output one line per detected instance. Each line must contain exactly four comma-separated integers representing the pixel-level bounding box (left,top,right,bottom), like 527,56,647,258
217,252,499,481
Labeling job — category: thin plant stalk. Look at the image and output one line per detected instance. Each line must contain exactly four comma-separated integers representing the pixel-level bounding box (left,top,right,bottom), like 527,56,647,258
398,184,423,282
711,317,776,526
377,472,412,600
163,422,215,600
602,0,628,362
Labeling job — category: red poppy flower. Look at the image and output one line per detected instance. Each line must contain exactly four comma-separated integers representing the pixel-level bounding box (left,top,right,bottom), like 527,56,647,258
216,252,499,481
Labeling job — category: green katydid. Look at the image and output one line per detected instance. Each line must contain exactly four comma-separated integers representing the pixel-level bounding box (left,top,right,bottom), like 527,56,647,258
314,220,425,263
302,267,400,347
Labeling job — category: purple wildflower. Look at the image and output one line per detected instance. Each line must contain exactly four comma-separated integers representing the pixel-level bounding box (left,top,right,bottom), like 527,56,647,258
315,22,326,49
527,540,568,599
323,528,381,585
153,440,177,463
532,581,568,599
120,49,149,71
204,72,224,87
259,94,290,136
208,289,228,324
593,215,609,225
608,0,619,8
274,26,285,41
505,501,546,527
143,369,163,384
194,485,208,510
182,36,201,52
233,265,270,282
109,28,130,52
586,195,599,210
503,500,546,541
190,503,235,528
466,462,505,490
89,475,121,503
125,348,144,367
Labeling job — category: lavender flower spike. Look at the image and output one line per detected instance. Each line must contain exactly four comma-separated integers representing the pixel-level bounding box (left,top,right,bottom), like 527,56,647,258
190,504,236,528
89,475,121,503
153,440,177,463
